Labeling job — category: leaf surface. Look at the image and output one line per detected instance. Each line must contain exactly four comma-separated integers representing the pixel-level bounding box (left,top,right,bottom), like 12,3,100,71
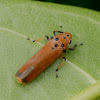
0,0,100,100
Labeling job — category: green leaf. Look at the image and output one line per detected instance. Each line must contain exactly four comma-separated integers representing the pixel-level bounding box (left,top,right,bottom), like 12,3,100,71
0,0,100,100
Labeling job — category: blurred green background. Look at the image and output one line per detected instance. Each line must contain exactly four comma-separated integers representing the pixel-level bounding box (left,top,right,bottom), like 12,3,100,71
36,0,100,11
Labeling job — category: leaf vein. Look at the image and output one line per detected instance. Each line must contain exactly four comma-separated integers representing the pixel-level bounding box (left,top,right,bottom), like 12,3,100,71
0,27,43,46
66,59,96,84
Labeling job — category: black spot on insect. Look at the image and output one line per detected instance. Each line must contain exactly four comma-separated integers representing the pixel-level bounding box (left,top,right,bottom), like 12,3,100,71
55,44,58,47
51,47,54,50
69,40,72,44
61,43,64,47
67,34,69,37
50,36,54,39
64,37,66,39
55,38,59,41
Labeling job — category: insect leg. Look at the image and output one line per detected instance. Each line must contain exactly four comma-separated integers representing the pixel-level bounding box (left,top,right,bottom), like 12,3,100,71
53,26,63,36
63,49,67,53
53,31,61,36
56,57,66,77
27,36,49,42
68,43,83,50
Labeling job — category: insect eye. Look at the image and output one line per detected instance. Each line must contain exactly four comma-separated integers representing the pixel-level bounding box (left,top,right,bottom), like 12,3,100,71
69,40,71,44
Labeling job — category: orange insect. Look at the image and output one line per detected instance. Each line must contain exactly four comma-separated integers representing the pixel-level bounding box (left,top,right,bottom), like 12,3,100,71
15,27,82,84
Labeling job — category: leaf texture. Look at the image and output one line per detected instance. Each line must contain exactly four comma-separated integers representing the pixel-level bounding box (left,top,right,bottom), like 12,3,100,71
0,0,100,100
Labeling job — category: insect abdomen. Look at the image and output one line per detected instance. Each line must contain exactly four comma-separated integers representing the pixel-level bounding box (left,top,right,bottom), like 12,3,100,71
15,41,63,84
